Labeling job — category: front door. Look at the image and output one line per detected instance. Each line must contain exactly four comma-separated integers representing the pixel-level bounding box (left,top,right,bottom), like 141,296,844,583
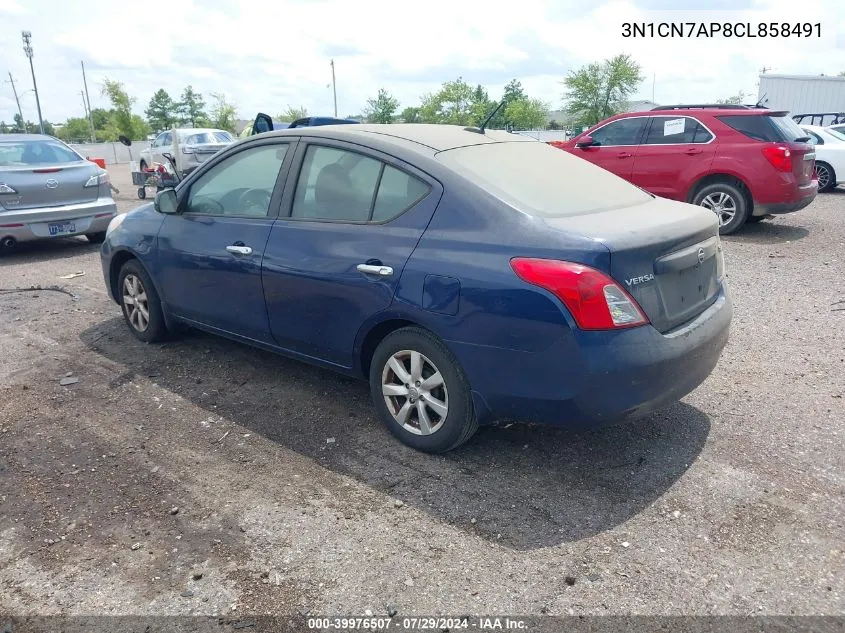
630,116,717,200
572,117,648,181
261,141,441,368
155,139,295,342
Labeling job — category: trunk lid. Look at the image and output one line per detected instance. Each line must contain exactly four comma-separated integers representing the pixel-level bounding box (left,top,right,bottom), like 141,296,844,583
543,196,723,333
0,161,100,211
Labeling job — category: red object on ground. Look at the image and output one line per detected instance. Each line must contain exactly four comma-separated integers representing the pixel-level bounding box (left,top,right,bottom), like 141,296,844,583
88,157,106,169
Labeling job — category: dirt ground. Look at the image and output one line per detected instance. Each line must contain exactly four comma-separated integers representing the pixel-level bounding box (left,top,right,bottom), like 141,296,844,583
1,165,843,619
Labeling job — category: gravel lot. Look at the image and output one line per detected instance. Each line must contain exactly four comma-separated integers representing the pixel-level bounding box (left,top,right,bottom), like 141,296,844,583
1,165,843,619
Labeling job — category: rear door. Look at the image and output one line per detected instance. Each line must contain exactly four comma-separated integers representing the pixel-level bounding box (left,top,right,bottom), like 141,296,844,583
631,115,717,200
155,138,296,342
261,140,441,368
571,117,648,181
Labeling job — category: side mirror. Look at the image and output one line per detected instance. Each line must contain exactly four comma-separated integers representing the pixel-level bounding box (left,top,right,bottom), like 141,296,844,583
575,135,596,148
252,112,274,135
154,188,178,214
118,135,132,147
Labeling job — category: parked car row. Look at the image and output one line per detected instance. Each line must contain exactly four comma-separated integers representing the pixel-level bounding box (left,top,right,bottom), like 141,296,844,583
549,104,820,235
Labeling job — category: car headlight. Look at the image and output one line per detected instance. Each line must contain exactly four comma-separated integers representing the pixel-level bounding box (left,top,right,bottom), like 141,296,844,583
84,170,110,188
106,213,126,237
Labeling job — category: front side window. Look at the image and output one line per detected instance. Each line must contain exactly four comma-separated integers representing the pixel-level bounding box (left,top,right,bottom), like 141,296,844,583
291,145,430,222
589,118,648,146
643,117,713,144
184,144,288,217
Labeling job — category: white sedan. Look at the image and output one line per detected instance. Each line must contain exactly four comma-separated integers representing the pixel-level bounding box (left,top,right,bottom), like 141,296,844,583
800,124,845,192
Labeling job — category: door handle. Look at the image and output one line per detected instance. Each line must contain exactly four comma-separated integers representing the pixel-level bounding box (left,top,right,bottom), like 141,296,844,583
357,263,393,276
684,148,703,155
617,151,633,158
226,245,253,255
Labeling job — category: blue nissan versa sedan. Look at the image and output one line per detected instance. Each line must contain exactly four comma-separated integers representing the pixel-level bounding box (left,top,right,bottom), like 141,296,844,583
101,124,732,453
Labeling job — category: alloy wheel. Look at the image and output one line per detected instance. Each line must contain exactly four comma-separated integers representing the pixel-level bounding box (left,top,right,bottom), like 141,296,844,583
700,191,737,227
381,350,449,436
122,273,150,332
816,164,831,190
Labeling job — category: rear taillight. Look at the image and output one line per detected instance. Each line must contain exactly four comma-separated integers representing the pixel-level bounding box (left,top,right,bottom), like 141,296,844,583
84,170,110,188
510,258,649,330
761,145,792,172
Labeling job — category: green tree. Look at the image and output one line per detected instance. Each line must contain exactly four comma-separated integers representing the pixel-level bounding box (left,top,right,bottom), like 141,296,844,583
278,105,308,122
101,78,138,139
55,117,91,141
177,85,207,127
41,120,56,136
90,107,111,131
401,106,421,123
146,89,178,133
487,78,526,129
12,113,27,133
208,92,238,132
0,121,9,134
504,98,549,130
364,88,400,123
716,90,746,105
563,54,644,127
839,71,845,77
419,77,479,125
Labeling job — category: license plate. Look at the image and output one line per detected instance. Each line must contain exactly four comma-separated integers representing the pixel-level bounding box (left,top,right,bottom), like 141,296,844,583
48,221,76,236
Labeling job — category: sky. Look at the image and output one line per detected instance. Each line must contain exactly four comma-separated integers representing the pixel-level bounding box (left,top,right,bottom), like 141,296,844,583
1,0,844,126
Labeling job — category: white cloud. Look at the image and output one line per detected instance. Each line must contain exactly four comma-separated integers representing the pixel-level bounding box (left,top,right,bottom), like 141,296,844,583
0,0,844,125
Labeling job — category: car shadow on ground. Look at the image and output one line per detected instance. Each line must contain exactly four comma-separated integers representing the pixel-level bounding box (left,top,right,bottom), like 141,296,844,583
0,237,101,267
81,318,711,551
726,220,810,245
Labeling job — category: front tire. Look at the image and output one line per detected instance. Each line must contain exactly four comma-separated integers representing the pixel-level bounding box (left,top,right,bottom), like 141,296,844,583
815,162,836,192
86,232,107,243
117,259,167,343
369,327,478,453
693,182,749,235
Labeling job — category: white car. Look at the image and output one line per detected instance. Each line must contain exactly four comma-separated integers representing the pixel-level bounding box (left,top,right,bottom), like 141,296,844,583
800,124,845,192
139,128,234,177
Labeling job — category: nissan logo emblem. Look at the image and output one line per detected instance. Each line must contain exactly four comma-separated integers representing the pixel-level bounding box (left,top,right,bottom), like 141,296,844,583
45,178,59,189
697,247,706,264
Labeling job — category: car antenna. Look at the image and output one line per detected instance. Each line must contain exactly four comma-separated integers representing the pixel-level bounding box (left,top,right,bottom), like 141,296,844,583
465,100,506,134
755,93,768,108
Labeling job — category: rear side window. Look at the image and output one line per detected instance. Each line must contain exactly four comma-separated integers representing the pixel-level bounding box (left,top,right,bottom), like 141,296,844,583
717,114,807,142
643,117,713,144
291,145,430,223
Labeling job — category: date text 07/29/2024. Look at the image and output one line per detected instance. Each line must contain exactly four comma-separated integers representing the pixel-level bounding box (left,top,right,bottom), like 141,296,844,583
622,22,821,38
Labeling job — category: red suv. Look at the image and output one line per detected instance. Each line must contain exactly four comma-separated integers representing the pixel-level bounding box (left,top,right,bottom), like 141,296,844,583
551,105,818,234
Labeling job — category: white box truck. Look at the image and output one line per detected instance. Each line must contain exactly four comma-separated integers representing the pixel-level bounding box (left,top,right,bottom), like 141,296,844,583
757,74,845,126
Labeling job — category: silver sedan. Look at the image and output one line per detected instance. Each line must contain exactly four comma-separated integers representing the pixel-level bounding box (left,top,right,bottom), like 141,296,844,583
0,134,117,247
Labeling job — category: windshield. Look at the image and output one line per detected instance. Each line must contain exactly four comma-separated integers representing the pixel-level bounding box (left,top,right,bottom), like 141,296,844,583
0,139,83,166
180,131,233,145
436,141,653,218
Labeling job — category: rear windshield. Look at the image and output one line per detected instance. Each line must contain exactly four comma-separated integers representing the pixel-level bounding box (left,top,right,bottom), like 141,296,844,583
180,131,232,144
716,114,808,143
0,139,82,166
436,141,653,218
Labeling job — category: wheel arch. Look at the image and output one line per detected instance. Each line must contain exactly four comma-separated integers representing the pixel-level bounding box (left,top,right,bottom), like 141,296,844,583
687,172,754,213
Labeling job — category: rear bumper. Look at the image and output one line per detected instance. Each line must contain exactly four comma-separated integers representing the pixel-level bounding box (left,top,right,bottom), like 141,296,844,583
0,198,117,243
752,178,817,216
452,286,733,428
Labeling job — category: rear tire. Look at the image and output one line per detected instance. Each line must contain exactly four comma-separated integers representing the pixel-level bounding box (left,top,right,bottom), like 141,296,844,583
117,259,167,343
369,327,478,453
815,162,835,192
86,232,107,244
692,181,748,235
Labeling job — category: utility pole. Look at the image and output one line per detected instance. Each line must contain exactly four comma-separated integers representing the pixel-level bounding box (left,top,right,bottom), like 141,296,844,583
7,72,27,133
81,60,96,142
21,31,44,135
330,59,337,118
